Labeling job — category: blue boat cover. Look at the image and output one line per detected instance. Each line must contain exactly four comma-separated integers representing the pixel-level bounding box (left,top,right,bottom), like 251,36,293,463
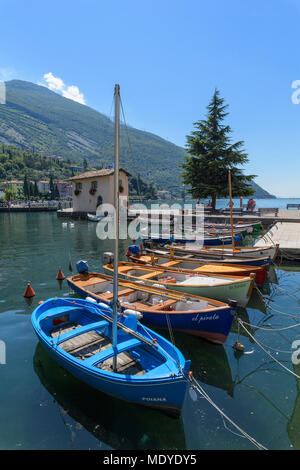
128,245,140,255
76,260,89,273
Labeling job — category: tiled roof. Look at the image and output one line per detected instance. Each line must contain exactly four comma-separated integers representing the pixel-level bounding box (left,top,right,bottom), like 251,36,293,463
69,168,131,181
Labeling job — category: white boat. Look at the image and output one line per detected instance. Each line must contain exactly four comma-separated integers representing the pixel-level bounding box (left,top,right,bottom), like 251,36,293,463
103,261,255,308
87,213,105,222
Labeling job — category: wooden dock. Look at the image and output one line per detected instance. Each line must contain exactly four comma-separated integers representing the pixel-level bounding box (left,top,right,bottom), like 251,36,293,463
255,222,300,258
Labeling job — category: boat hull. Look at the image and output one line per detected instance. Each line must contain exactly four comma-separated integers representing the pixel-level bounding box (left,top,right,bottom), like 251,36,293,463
37,338,188,416
138,309,234,345
32,298,190,416
195,245,279,261
144,247,271,268
114,271,253,308
128,253,268,287
144,233,242,246
159,280,253,308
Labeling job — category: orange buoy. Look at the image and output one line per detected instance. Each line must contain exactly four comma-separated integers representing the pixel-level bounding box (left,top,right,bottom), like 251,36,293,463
24,282,35,298
56,269,65,280
38,300,44,305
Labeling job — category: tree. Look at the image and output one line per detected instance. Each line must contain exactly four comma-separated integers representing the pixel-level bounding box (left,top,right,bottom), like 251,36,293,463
54,184,60,199
49,174,54,194
34,181,39,198
83,158,88,171
23,174,29,198
181,89,255,210
4,189,15,201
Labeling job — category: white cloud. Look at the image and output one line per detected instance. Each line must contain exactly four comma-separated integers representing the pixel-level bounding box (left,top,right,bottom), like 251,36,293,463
41,72,86,105
62,85,85,105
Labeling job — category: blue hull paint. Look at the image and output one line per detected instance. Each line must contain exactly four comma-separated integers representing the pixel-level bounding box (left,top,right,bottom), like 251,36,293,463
31,298,190,416
140,308,234,343
68,281,234,344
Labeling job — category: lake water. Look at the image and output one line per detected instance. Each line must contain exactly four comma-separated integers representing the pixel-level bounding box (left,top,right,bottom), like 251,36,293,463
174,197,300,210
1,209,300,450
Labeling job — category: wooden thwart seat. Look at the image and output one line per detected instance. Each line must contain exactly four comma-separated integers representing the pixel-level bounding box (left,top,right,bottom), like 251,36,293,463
150,299,177,311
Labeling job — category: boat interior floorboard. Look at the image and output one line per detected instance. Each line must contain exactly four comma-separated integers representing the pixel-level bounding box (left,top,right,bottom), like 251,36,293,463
51,322,82,338
97,351,146,376
50,322,146,375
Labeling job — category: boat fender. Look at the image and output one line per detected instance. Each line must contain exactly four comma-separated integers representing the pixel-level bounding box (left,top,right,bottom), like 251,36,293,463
76,260,89,274
153,283,166,289
97,302,111,310
86,296,97,303
135,280,145,284
123,314,138,331
123,309,143,320
228,299,238,309
102,252,114,265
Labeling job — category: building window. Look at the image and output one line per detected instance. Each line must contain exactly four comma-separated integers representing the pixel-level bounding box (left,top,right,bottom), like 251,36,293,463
74,182,82,196
90,180,97,195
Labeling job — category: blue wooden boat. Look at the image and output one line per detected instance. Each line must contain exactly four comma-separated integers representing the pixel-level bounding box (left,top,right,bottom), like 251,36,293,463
31,297,191,416
142,233,242,246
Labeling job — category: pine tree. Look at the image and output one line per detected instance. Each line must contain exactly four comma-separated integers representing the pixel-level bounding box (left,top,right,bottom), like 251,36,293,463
181,89,255,211
34,181,39,197
54,185,60,199
23,174,29,198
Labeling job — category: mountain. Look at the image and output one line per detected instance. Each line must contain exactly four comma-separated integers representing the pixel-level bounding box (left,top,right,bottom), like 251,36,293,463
0,80,275,198
0,80,187,192
250,181,276,199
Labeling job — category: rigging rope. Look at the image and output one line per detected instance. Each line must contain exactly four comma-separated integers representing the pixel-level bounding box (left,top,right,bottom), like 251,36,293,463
119,96,142,203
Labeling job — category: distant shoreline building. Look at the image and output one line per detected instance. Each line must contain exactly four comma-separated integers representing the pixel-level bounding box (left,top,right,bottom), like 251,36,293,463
157,190,172,200
70,168,130,213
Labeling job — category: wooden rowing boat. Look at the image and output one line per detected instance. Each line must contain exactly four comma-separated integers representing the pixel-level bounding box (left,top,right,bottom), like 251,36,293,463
148,242,278,263
103,261,255,308
67,271,235,345
31,297,190,416
143,246,271,268
126,247,268,286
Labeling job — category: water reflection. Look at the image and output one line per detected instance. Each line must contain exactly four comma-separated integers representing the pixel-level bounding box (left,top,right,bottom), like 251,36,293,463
33,343,186,450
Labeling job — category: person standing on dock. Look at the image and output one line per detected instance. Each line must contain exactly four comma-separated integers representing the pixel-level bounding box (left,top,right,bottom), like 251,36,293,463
247,198,256,212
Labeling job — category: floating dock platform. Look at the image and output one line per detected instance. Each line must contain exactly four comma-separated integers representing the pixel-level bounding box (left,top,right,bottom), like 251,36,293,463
255,222,300,259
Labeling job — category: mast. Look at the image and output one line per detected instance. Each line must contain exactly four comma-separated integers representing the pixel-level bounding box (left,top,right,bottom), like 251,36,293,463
112,84,120,371
228,170,235,248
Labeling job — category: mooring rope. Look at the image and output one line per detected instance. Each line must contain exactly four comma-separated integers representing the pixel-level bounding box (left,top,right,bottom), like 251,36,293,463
188,375,267,450
254,286,300,318
237,318,300,381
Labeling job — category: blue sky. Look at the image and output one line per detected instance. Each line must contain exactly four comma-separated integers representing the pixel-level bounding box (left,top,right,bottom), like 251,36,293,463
1,0,300,197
